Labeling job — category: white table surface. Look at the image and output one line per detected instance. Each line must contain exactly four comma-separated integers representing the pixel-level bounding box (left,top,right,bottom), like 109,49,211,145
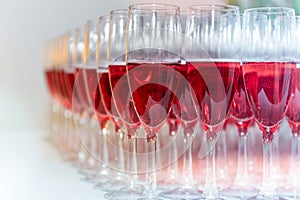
0,130,105,200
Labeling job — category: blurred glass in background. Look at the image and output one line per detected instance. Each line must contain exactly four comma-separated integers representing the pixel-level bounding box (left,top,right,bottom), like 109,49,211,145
228,0,300,14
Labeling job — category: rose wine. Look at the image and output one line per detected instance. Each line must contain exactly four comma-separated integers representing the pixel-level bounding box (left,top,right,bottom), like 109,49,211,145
55,69,66,107
99,70,115,118
167,108,180,136
45,69,56,98
73,68,85,114
243,62,295,132
63,70,75,110
127,62,186,129
74,68,99,114
108,64,139,125
187,61,240,132
286,66,300,133
94,84,109,128
231,66,253,131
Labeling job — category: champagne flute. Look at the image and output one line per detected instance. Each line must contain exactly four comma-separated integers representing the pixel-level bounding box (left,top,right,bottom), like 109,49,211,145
280,15,300,199
103,9,144,199
242,7,296,199
185,4,241,199
126,3,183,199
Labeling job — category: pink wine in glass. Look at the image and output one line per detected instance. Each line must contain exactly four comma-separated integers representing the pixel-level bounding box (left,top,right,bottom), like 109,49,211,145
286,66,300,133
63,70,75,110
94,83,109,129
243,62,295,135
187,61,240,132
127,62,186,131
55,69,66,107
231,66,253,131
74,68,99,114
108,64,139,126
99,71,114,117
45,69,56,98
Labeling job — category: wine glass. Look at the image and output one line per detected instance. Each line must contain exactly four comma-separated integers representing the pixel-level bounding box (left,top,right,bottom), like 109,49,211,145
242,7,296,199
43,39,61,144
160,9,202,199
157,10,188,192
221,65,257,198
126,3,183,199
185,4,241,199
55,33,77,159
71,27,92,169
102,9,145,199
93,15,128,191
280,16,300,199
73,20,103,181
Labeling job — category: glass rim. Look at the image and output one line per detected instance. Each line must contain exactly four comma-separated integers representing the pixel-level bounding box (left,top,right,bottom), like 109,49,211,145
128,3,179,12
98,15,110,21
110,8,128,16
188,4,239,12
244,7,295,15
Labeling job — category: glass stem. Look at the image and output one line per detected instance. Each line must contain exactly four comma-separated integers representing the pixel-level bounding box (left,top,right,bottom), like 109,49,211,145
100,124,110,174
166,135,178,182
144,136,158,198
235,130,249,187
182,133,194,188
260,137,275,196
128,134,138,189
116,128,125,179
203,132,218,198
290,134,299,189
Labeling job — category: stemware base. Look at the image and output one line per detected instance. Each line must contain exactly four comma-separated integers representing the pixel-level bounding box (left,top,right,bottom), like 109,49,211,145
104,187,143,200
94,174,125,192
160,186,202,200
220,185,258,199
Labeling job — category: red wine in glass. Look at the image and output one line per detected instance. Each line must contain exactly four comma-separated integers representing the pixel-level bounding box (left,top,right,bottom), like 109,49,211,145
231,66,254,131
55,69,68,108
63,70,75,110
127,62,186,135
45,69,56,98
99,69,123,132
74,68,98,114
187,61,240,133
243,62,295,138
94,83,109,129
286,66,300,132
108,64,140,128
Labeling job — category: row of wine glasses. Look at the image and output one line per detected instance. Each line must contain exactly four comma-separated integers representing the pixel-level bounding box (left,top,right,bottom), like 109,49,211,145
43,3,300,200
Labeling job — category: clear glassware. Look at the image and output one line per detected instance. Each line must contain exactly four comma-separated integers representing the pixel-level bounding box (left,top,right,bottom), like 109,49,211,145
126,3,183,199
160,9,202,200
103,9,144,200
280,15,300,199
242,7,296,199
221,67,258,198
185,4,241,199
43,39,60,144
93,15,127,191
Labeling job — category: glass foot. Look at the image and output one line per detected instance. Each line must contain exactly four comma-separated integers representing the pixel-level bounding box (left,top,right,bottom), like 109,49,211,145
247,194,288,200
278,187,300,200
160,186,202,200
94,176,125,191
221,185,258,199
104,187,143,200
